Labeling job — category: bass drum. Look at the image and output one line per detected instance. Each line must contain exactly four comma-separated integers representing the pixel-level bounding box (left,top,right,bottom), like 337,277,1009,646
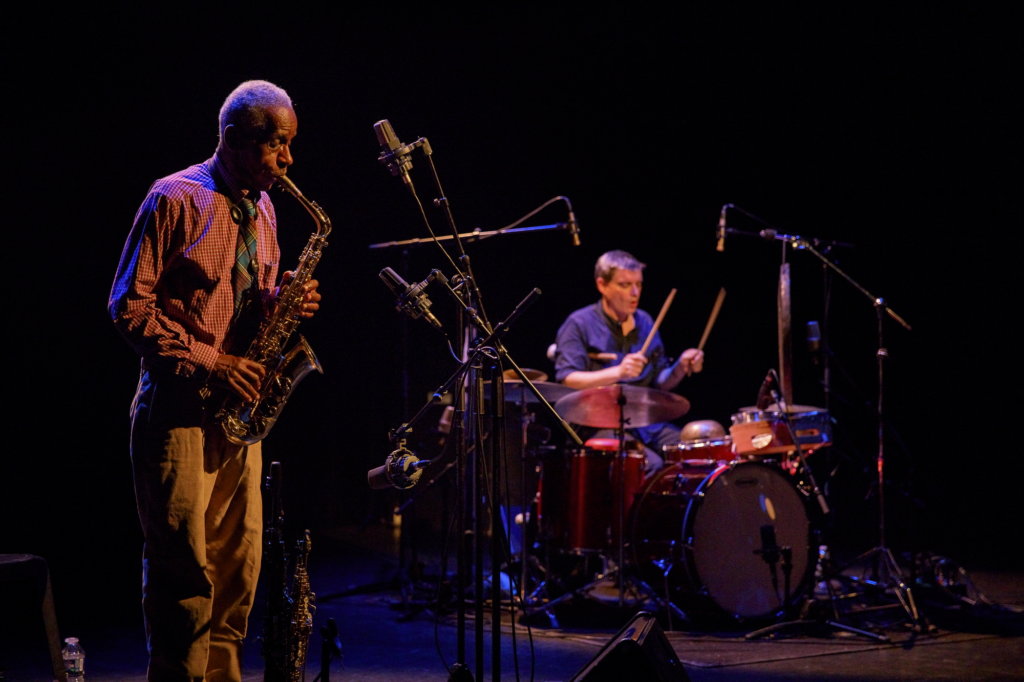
630,460,818,625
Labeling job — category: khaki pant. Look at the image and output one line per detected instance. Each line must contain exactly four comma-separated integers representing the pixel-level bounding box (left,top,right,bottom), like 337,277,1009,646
130,375,262,681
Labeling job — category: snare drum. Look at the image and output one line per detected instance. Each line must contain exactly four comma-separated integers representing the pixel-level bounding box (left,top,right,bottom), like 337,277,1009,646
730,405,832,459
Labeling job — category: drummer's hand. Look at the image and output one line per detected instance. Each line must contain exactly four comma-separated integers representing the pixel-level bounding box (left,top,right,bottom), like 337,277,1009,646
617,352,648,380
678,348,704,375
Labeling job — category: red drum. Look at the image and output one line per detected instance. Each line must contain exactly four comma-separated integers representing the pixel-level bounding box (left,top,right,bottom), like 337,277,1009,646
557,438,646,553
630,460,817,623
662,436,734,464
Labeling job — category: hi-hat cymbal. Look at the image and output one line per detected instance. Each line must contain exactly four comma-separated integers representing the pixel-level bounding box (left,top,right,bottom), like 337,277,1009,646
486,380,576,406
554,384,690,429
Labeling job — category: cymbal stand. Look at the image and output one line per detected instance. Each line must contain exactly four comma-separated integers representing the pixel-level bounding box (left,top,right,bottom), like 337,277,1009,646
757,229,922,634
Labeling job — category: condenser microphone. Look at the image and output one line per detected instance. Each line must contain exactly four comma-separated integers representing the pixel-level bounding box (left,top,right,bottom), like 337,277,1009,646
756,369,776,410
567,208,581,247
806,320,822,364
716,204,729,252
373,119,413,184
379,267,443,330
767,368,783,405
367,447,430,490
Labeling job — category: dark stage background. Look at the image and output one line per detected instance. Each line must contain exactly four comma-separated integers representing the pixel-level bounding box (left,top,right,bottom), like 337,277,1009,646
6,5,1020,637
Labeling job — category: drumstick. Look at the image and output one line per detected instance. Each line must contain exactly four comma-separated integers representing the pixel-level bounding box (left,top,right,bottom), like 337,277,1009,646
639,288,677,356
697,287,726,351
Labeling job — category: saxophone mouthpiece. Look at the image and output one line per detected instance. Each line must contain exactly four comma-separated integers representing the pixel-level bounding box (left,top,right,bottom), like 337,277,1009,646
276,173,300,196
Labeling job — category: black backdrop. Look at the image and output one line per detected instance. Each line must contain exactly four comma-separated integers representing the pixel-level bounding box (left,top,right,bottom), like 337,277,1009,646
6,5,1020,630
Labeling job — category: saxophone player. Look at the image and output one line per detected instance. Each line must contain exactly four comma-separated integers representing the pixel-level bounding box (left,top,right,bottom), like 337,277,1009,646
108,79,321,682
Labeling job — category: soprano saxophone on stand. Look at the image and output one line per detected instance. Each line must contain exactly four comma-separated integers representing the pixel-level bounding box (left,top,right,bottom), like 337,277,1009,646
217,174,332,446
262,463,316,682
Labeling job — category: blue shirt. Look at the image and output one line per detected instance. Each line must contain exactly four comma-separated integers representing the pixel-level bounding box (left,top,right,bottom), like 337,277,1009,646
553,301,669,386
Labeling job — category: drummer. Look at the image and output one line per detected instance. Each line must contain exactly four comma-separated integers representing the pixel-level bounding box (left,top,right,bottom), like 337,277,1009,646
553,249,704,473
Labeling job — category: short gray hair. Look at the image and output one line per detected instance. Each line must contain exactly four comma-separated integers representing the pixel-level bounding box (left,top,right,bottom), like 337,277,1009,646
217,80,293,143
595,250,645,281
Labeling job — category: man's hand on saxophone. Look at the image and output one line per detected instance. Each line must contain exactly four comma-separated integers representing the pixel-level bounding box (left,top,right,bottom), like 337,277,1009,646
213,354,267,402
278,271,322,318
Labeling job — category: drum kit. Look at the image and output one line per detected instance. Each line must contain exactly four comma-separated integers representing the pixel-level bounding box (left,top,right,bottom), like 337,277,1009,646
508,371,835,628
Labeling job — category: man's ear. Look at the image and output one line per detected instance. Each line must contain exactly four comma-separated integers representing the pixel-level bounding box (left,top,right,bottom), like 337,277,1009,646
222,124,242,151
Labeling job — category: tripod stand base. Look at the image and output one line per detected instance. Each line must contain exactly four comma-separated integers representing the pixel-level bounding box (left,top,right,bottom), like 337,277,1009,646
839,545,932,634
745,616,889,642
520,553,689,629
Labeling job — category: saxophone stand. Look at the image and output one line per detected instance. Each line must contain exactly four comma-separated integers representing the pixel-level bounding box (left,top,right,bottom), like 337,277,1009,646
310,617,341,682
757,229,925,636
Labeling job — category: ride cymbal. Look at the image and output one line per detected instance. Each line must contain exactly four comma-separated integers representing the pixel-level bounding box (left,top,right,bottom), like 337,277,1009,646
554,384,690,428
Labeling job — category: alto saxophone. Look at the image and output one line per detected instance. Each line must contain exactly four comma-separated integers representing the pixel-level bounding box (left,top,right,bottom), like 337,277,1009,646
217,174,331,446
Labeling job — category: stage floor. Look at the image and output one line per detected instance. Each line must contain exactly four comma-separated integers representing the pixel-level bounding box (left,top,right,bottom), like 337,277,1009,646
4,521,1022,681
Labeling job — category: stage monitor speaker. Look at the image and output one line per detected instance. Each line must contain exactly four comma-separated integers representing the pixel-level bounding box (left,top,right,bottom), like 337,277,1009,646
570,610,690,681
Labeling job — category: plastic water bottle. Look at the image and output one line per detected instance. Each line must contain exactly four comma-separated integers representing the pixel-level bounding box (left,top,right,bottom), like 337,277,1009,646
61,636,85,681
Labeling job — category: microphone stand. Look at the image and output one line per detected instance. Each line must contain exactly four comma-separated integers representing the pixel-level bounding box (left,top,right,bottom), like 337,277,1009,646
368,124,582,681
368,221,575,249
754,230,924,636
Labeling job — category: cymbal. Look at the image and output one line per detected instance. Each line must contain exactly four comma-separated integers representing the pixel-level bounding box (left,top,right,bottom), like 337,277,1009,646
487,380,576,406
503,367,549,382
554,384,690,429
735,404,827,415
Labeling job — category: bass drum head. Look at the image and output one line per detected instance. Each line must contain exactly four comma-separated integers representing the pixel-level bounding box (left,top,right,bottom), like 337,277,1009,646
683,460,816,622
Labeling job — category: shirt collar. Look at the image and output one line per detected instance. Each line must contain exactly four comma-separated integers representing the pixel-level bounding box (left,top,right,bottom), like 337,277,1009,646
208,155,262,207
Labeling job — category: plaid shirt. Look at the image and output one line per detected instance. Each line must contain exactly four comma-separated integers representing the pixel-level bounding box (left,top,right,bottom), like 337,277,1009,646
109,157,281,381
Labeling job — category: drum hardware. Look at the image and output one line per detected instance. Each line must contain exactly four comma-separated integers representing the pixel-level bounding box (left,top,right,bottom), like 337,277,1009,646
524,389,689,624
744,541,891,642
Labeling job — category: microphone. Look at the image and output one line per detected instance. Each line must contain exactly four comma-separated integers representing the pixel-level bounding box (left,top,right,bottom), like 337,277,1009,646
567,208,581,247
806,320,822,365
367,447,430,490
757,524,781,565
756,368,776,410
379,267,444,330
716,204,729,252
373,119,413,184
767,367,783,406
